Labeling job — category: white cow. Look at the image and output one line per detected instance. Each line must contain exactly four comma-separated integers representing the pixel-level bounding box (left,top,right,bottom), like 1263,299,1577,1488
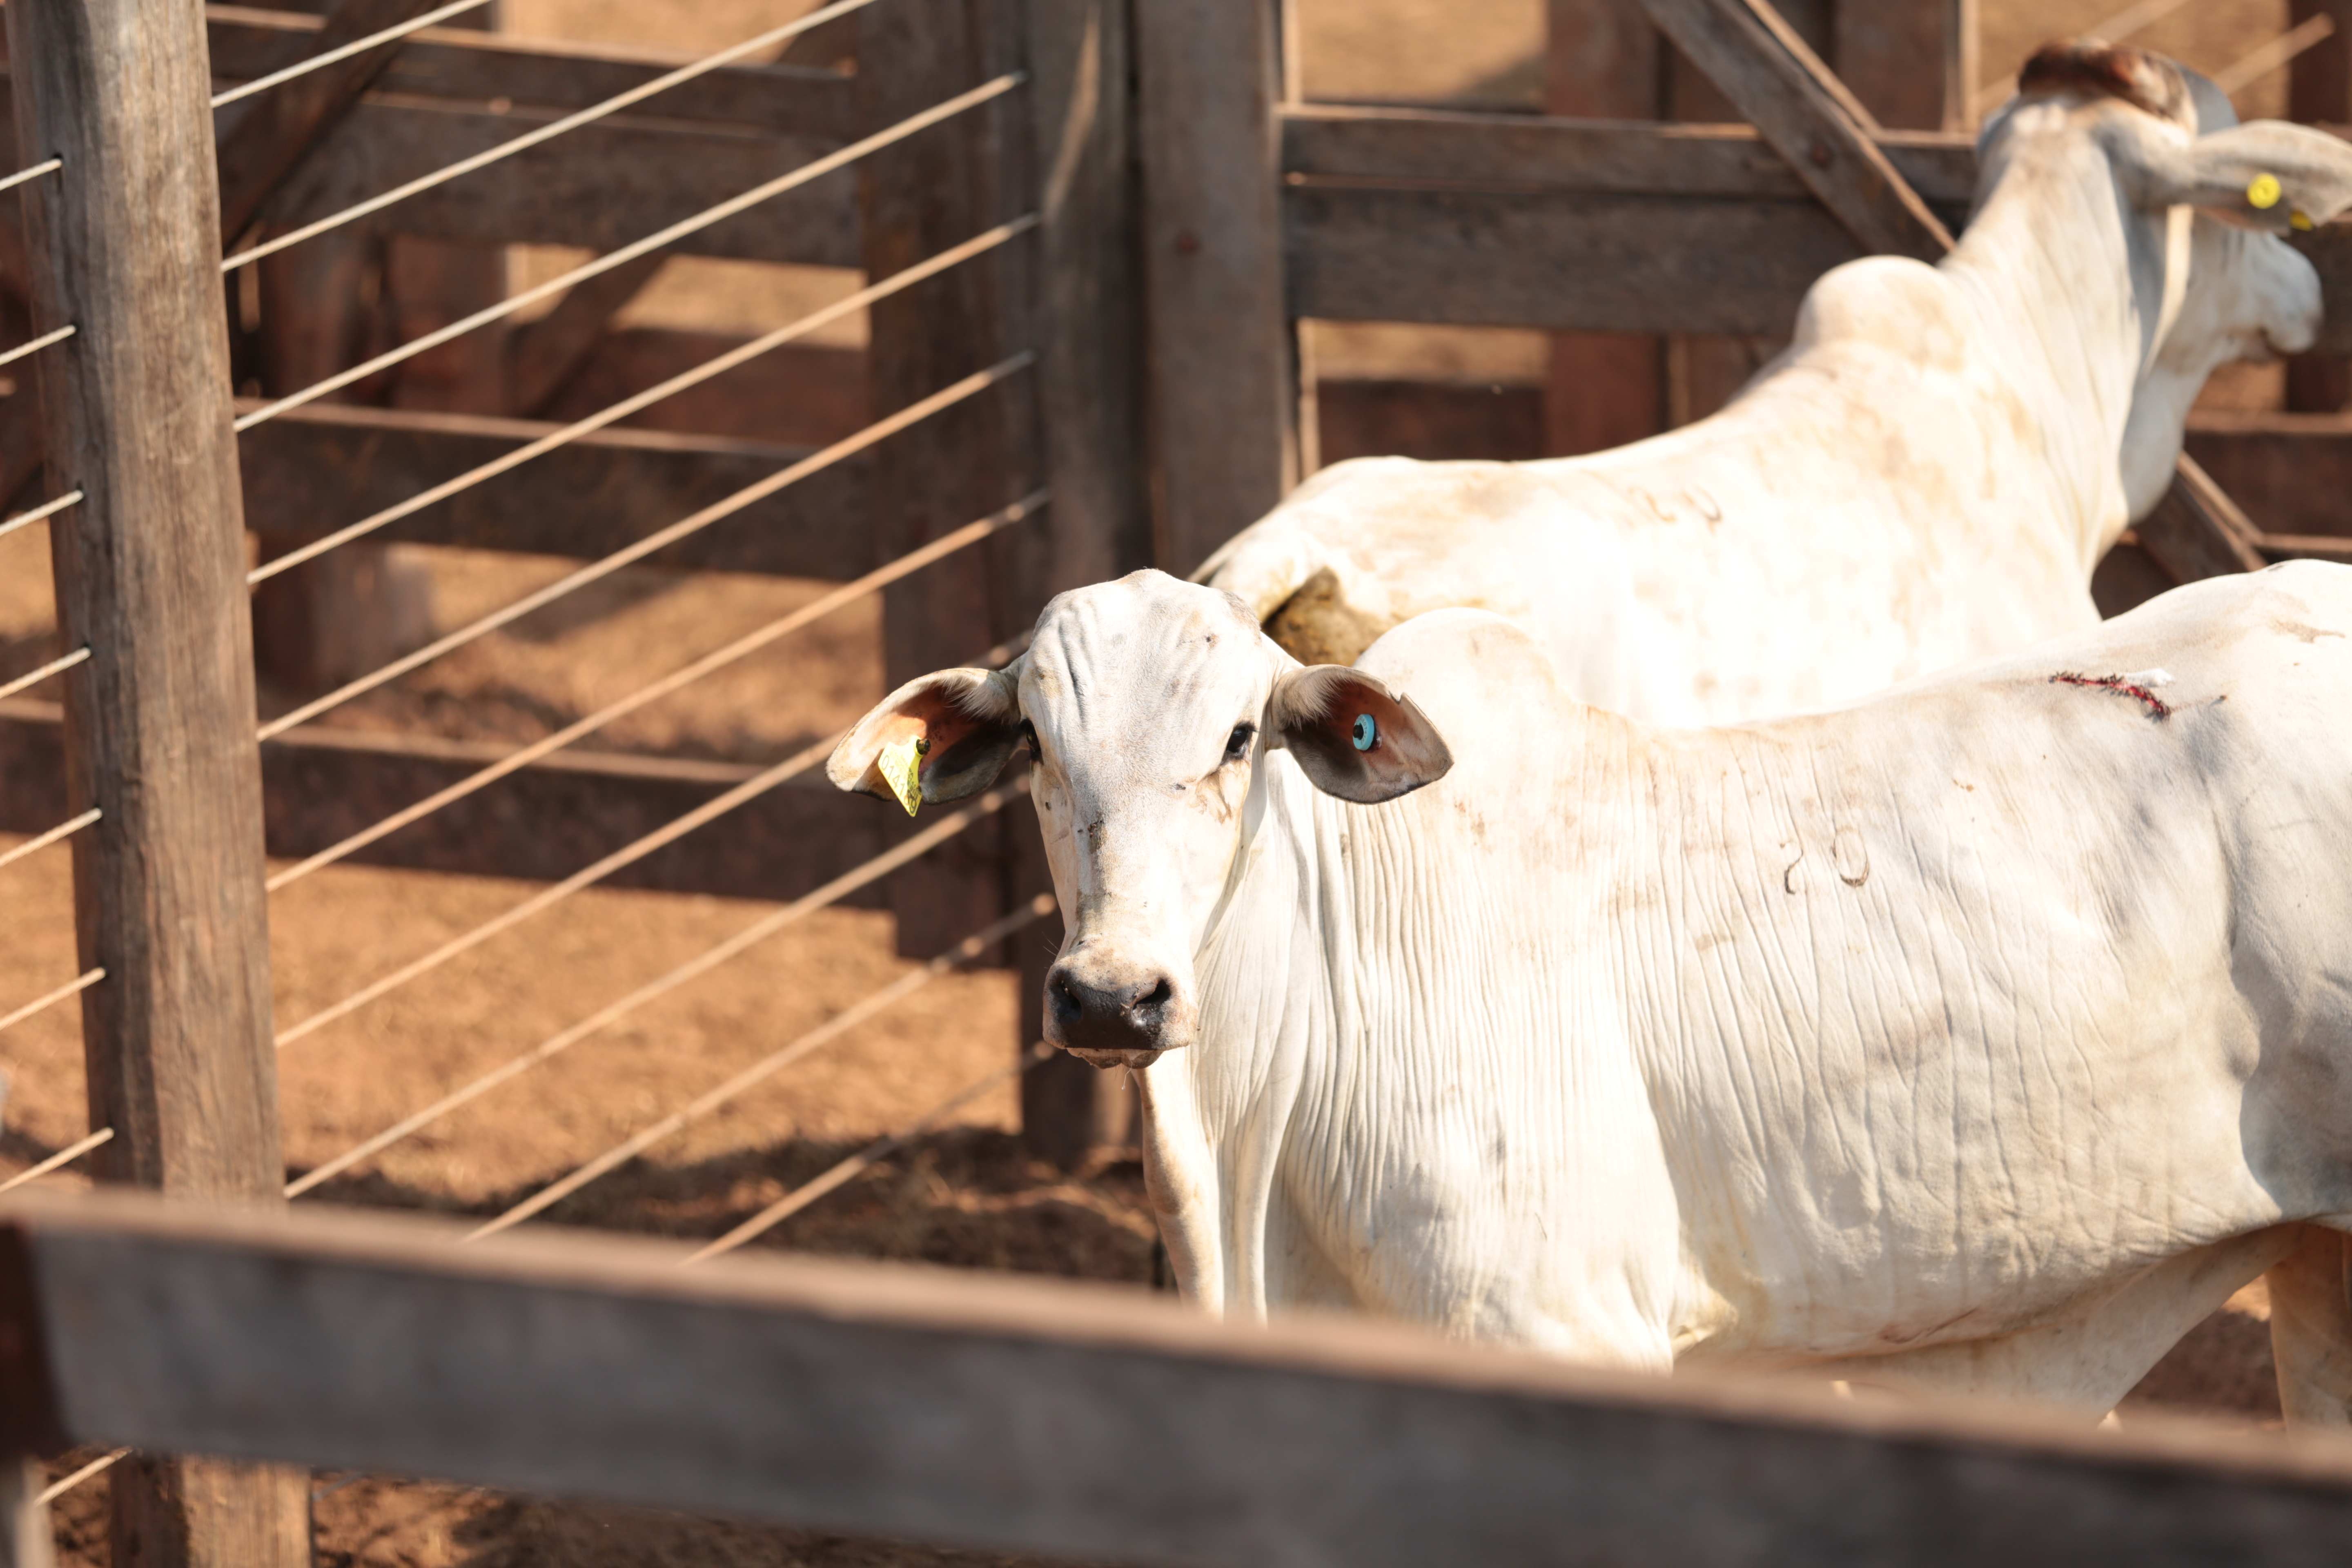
1203,41,2352,724
833,566,2352,1423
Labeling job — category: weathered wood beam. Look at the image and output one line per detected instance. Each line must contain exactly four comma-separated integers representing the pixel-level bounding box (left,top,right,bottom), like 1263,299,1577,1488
0,699,885,906
2185,410,2352,540
1638,0,1953,260
2131,453,2269,582
13,1189,2352,1568
234,398,874,579
214,0,449,243
506,253,668,417
1288,182,1864,336
259,96,860,266
204,4,860,140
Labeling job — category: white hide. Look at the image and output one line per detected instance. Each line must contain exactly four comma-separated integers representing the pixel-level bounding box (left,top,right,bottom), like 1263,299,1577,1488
834,566,2352,1421
1202,49,2352,726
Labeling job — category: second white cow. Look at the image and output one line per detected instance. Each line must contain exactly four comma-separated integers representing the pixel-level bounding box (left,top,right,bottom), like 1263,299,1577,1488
1205,41,2352,724
835,565,2352,1423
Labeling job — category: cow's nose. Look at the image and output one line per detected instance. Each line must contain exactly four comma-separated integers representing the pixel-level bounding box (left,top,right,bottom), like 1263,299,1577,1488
1045,961,1175,1060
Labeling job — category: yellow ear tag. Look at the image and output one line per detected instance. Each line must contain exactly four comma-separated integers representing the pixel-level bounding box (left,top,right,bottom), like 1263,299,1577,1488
2293,209,2315,231
2247,172,2283,210
878,736,923,817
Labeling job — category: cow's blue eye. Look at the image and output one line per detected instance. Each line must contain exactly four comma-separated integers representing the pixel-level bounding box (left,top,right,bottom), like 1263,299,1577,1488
1352,713,1377,751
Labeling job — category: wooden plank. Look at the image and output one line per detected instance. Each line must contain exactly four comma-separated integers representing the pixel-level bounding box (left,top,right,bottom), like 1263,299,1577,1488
2185,410,2352,539
16,1191,2352,1567
1288,182,1864,335
855,0,1041,965
260,96,860,266
234,399,875,579
506,253,668,417
1134,0,1295,575
1638,0,1952,261
2132,453,2269,582
1834,0,1973,133
213,0,449,242
204,4,861,140
1542,0,1666,458
2289,4,2352,412
0,699,887,906
2,0,308,1561
1013,0,1153,1162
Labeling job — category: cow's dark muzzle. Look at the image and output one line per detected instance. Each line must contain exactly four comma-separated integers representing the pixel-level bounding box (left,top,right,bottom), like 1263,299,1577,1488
1045,961,1176,1068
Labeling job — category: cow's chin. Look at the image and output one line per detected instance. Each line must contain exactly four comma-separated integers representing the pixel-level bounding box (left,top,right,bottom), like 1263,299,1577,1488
1064,1044,1166,1071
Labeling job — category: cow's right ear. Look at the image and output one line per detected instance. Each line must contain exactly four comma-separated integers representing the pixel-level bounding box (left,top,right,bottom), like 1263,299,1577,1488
1269,664,1452,804
828,664,1025,811
2125,120,2352,232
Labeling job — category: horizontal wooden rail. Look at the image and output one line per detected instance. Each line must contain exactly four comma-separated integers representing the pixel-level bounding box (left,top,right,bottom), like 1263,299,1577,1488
204,3,860,140
6,1189,2352,1567
1282,105,2352,350
236,398,872,579
0,700,885,906
257,96,859,266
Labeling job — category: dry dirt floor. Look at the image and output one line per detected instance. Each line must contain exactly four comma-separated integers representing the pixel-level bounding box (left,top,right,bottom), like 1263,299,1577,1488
0,0,2327,1561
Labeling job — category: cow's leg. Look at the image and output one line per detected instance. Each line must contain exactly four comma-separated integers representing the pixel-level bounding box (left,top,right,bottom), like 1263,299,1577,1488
2268,1224,2352,1428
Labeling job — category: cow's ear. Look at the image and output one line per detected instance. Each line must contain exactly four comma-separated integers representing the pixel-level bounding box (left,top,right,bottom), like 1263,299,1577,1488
829,664,1025,812
1269,665,1452,804
2128,120,2352,232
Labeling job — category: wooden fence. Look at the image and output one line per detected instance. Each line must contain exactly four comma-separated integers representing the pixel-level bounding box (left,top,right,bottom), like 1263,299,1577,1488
0,0,2349,1564
7,1187,2352,1568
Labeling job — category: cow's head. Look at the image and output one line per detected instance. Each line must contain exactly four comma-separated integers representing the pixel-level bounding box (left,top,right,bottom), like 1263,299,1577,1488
1981,40,2352,514
829,571,1452,1069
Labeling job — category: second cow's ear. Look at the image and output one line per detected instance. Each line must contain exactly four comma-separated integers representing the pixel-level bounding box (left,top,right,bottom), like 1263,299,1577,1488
2126,120,2352,232
828,663,1025,811
1269,665,1452,804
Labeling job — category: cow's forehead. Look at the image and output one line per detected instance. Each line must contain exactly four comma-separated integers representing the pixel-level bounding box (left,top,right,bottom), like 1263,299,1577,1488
1022,572,1267,732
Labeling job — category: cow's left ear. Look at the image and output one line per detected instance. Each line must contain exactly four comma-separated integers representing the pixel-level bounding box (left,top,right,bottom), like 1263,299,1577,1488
829,662,1025,812
1269,665,1452,804
2126,120,2352,232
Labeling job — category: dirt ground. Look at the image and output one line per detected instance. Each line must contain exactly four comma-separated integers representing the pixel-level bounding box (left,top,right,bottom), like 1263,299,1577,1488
0,0,2328,1561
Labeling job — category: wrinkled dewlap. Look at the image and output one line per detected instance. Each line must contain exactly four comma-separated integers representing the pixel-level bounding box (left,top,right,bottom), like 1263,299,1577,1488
1263,566,1398,668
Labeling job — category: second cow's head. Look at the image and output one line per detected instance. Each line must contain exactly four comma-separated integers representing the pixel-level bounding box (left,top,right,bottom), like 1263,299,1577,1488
830,570,1452,1068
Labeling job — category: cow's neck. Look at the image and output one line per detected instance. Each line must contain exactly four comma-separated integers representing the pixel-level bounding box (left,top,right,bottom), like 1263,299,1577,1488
1933,123,2159,570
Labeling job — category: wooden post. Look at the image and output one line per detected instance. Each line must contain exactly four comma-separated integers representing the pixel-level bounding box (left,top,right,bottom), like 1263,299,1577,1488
1834,0,1975,133
855,0,1042,967
1544,1,1668,456
2289,0,2352,413
1134,0,1294,575
1013,0,1152,1165
1,1,309,1564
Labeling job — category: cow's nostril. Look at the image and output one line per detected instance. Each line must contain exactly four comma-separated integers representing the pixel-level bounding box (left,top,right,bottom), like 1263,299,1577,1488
1049,975,1084,1022
1136,978,1173,1012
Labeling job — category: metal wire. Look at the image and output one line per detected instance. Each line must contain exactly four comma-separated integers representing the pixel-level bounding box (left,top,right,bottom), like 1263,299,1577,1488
683,1041,1055,1265
272,626,1031,1051
233,70,1020,426
283,781,1027,1197
2215,15,2336,96
257,352,1033,739
0,808,99,877
36,1448,127,1508
467,893,1056,1240
0,325,75,370
0,158,61,195
251,216,1040,583
0,646,89,706
0,968,102,1037
0,1127,113,1198
268,490,1047,890
210,0,498,109
222,0,892,276
0,490,84,547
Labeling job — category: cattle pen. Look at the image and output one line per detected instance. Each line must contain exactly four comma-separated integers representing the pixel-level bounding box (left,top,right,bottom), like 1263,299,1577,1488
0,0,2349,1564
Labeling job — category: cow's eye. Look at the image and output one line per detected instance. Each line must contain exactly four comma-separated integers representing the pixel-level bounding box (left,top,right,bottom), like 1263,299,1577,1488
1224,723,1256,762
1020,719,1040,756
